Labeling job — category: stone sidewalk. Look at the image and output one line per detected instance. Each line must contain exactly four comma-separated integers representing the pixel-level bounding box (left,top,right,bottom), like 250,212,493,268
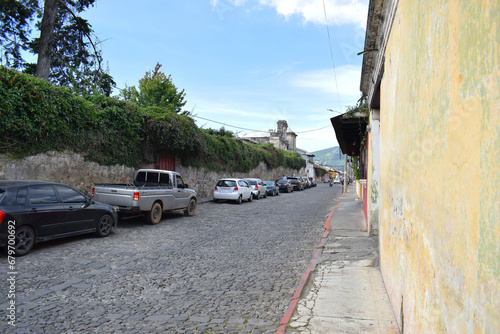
286,189,401,334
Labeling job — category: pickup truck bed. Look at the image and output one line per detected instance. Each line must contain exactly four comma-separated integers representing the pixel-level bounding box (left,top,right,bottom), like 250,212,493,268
92,169,197,224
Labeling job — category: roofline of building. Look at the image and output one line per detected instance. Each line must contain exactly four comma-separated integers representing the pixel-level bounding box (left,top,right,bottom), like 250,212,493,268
360,0,399,108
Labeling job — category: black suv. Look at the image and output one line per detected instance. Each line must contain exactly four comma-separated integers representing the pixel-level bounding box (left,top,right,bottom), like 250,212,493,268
287,177,304,191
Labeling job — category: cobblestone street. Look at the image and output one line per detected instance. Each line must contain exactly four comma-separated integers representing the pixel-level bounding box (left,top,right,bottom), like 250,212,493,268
1,183,343,334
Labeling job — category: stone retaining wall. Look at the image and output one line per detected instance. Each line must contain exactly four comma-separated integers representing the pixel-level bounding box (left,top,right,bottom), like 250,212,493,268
0,151,304,198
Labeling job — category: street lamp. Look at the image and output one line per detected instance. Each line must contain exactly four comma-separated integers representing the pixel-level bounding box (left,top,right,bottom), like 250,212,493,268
327,109,342,114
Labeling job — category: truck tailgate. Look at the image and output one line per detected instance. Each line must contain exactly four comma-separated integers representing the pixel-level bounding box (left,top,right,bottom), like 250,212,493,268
93,185,134,207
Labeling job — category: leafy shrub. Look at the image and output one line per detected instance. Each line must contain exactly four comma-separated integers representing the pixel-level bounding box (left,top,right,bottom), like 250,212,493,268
0,66,92,156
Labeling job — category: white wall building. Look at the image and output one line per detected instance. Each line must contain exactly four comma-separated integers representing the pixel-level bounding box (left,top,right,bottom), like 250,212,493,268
240,120,297,152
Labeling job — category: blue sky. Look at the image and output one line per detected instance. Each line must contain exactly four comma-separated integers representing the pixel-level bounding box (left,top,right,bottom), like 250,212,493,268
84,0,369,152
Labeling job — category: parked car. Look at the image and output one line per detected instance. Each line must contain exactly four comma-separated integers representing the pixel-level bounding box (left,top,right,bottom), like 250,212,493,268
276,179,294,193
302,177,311,189
308,177,317,187
333,177,341,184
244,178,267,199
92,169,197,225
0,180,118,256
263,181,279,196
213,178,253,204
288,177,304,191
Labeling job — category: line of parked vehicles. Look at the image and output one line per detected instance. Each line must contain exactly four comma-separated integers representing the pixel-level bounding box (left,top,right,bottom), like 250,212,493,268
0,169,317,256
213,176,317,204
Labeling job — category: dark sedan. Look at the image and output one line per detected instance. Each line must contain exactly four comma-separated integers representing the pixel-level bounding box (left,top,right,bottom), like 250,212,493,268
0,180,118,256
287,177,304,191
276,179,294,193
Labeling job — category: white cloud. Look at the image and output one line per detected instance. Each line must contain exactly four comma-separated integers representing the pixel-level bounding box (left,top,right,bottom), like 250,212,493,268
212,0,369,28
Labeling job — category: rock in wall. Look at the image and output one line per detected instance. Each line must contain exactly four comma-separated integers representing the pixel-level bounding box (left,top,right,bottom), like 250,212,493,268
0,151,304,199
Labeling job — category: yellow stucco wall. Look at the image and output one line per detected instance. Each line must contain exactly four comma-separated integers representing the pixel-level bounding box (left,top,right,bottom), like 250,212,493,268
379,0,499,332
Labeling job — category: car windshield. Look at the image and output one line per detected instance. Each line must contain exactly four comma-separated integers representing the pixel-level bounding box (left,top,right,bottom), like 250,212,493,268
277,180,288,184
217,180,237,187
246,180,257,185
264,181,274,185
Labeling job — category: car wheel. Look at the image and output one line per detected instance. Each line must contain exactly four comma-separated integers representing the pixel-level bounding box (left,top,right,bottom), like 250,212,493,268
248,193,253,202
236,195,242,204
184,198,197,216
9,225,36,256
96,214,113,237
256,192,260,200
146,202,162,225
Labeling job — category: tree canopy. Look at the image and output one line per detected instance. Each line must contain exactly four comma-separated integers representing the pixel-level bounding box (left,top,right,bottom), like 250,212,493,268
121,63,187,114
0,0,37,69
0,0,114,96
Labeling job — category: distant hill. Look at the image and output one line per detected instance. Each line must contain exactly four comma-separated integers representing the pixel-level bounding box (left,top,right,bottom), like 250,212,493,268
311,146,345,169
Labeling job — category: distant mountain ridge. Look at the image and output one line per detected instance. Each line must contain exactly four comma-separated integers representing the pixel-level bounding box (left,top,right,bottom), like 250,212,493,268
311,146,345,169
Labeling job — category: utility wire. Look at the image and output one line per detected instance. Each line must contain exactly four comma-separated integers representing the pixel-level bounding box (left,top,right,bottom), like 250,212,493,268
192,115,263,132
295,125,331,133
191,114,331,134
322,0,343,113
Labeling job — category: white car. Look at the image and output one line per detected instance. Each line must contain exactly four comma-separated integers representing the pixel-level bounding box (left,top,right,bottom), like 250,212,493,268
244,178,267,199
213,178,253,204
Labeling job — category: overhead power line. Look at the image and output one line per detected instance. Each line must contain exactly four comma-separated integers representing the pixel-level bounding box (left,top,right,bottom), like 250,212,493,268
322,0,343,113
192,115,262,132
295,125,331,133
191,115,331,134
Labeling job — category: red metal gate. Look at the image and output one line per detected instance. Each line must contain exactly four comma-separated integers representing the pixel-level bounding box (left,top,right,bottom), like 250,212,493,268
155,152,175,170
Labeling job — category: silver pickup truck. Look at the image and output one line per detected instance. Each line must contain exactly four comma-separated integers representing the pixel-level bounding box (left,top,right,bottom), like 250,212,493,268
92,169,197,224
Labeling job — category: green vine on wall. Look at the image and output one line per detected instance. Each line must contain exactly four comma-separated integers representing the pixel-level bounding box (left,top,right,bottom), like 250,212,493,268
0,67,305,172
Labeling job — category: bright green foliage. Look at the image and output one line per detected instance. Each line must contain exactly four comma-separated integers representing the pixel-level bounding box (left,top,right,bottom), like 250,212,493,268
0,65,92,155
201,127,235,138
0,67,305,172
121,63,187,114
183,139,306,173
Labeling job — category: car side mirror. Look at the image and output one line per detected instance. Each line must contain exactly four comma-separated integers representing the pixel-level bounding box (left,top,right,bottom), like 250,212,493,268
82,197,92,208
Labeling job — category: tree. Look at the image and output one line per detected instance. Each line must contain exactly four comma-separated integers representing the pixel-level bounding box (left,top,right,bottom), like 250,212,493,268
0,0,37,69
35,0,58,80
0,0,114,96
202,127,234,138
121,63,187,114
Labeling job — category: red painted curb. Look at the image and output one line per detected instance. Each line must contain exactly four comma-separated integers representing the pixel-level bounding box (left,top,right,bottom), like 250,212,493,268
276,194,343,334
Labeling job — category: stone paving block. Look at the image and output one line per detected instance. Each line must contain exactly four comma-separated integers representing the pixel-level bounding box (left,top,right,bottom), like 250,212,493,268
144,314,173,322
